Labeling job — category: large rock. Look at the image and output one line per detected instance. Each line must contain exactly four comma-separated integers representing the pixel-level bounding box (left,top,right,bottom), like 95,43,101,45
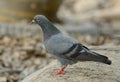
21,47,120,82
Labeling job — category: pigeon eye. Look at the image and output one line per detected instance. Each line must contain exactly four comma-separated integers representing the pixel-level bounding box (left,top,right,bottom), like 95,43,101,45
37,19,40,22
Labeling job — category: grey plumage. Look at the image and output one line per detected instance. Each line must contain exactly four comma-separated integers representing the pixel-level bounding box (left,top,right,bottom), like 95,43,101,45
32,15,112,66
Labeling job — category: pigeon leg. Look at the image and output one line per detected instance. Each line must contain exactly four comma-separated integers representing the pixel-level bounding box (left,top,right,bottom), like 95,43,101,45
52,65,67,76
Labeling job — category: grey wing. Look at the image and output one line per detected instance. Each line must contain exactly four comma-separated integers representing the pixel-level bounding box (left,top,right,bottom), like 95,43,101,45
62,43,110,63
44,33,78,55
45,33,93,60
60,43,90,60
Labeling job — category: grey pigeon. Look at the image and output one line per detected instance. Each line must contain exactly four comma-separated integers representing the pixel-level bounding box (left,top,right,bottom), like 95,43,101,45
32,15,112,75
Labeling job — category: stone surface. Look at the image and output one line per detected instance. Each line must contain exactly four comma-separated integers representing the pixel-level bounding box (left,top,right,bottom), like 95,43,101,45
0,77,7,82
21,48,120,82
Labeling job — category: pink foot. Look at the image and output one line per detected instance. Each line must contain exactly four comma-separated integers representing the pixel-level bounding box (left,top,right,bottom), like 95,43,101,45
52,65,67,76
52,69,65,75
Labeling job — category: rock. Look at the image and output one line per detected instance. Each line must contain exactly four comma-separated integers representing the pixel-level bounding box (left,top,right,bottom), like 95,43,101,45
35,43,47,56
9,74,19,82
0,46,4,55
2,36,11,45
19,66,36,81
20,46,34,52
21,49,120,82
19,51,28,60
85,35,105,45
0,77,7,82
33,58,41,65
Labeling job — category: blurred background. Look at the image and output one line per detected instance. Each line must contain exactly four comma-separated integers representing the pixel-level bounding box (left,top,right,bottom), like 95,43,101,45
0,0,120,82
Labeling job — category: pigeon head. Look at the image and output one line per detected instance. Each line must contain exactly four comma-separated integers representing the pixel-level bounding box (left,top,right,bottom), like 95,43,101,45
32,15,60,40
32,15,48,24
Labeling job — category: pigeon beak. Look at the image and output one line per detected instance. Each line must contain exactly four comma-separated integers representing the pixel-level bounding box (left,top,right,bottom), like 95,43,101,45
31,20,35,24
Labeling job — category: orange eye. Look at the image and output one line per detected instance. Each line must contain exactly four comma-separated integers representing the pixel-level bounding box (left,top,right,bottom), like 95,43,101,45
37,19,40,22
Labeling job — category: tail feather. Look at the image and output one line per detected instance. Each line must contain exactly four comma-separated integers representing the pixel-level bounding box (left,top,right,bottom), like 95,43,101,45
92,52,112,65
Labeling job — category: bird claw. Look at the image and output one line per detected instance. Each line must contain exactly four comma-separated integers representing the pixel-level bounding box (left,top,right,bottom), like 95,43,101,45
52,65,67,76
52,69,65,76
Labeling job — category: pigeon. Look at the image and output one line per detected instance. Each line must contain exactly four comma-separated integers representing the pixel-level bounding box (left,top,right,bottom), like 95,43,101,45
32,15,112,76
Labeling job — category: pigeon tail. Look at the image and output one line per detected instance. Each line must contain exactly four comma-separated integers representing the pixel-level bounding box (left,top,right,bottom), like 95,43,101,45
92,52,112,65
101,58,111,65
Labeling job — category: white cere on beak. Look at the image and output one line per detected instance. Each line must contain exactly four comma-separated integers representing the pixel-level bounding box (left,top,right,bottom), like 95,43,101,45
32,20,35,23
